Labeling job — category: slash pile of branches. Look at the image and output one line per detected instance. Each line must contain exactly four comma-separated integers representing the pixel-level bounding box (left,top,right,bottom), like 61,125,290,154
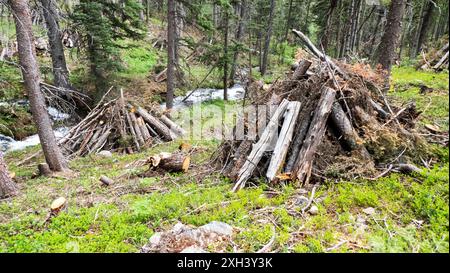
418,42,449,71
215,29,430,192
59,91,185,158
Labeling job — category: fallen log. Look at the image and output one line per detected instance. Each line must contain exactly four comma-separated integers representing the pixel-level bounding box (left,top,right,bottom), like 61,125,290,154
100,175,113,186
292,29,348,79
233,99,290,192
266,101,302,182
129,112,146,146
284,110,314,173
433,51,449,71
329,102,359,151
137,116,152,142
155,68,167,82
369,99,389,119
395,163,421,174
160,115,187,136
291,87,336,186
224,93,283,179
149,152,191,173
135,106,178,141
292,60,312,81
126,110,141,152
90,128,111,154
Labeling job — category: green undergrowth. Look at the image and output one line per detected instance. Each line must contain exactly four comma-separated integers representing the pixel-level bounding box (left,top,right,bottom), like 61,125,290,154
0,55,448,252
2,138,446,252
390,66,449,131
117,39,159,80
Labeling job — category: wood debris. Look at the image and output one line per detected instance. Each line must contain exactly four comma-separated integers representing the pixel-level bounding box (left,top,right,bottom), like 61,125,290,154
59,91,184,157
216,30,430,191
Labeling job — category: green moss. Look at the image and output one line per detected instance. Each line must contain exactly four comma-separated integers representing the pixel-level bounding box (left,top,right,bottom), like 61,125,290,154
392,66,449,91
118,40,159,79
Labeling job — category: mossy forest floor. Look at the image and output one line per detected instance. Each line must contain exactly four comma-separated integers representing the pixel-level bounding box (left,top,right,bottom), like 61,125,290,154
0,66,448,253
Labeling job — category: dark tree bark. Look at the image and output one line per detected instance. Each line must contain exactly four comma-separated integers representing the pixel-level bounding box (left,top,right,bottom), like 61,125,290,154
0,152,18,199
376,0,406,73
283,0,294,42
40,0,71,89
223,9,229,100
343,0,356,58
415,0,434,55
321,0,338,52
166,0,176,109
370,7,384,58
398,0,413,60
260,0,276,76
9,0,67,172
229,0,246,85
350,0,362,52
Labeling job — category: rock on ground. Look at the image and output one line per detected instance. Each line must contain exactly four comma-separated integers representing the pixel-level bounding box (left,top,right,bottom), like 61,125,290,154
141,221,234,253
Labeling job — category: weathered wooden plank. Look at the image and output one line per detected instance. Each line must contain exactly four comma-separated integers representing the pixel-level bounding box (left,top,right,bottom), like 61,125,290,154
266,101,302,181
232,99,290,192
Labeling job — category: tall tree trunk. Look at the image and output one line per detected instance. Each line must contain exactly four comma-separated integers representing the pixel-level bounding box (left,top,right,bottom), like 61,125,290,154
229,0,246,85
0,152,18,199
399,0,413,60
174,1,185,84
139,0,145,20
166,0,176,110
410,1,425,59
415,0,434,55
260,0,276,76
223,9,229,100
321,0,338,52
40,0,71,89
370,7,384,58
257,30,262,69
335,0,343,58
283,0,293,42
343,0,355,58
351,0,362,52
9,0,67,172
376,0,406,74
213,3,218,28
302,0,311,34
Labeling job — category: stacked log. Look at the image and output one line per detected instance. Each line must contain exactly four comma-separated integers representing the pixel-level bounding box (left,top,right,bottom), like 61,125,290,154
59,93,184,157
419,42,449,71
219,29,427,191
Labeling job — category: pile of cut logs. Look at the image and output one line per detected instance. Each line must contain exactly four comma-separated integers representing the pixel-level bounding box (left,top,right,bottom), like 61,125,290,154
59,92,185,157
218,29,428,192
419,42,449,71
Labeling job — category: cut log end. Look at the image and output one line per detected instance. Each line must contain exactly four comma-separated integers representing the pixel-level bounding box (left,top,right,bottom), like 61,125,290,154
99,175,113,186
181,156,191,173
38,163,52,177
179,142,192,152
50,197,66,213
149,153,191,173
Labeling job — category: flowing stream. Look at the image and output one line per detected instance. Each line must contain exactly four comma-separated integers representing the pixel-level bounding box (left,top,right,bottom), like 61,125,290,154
1,83,247,152
0,101,70,153
161,84,246,109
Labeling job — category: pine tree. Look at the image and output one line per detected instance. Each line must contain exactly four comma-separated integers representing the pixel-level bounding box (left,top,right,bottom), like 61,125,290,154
70,0,145,99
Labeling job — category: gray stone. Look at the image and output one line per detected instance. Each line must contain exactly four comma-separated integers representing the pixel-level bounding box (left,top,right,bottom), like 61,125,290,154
97,150,113,158
309,205,319,215
362,207,376,215
295,196,309,208
149,232,162,245
199,221,233,237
